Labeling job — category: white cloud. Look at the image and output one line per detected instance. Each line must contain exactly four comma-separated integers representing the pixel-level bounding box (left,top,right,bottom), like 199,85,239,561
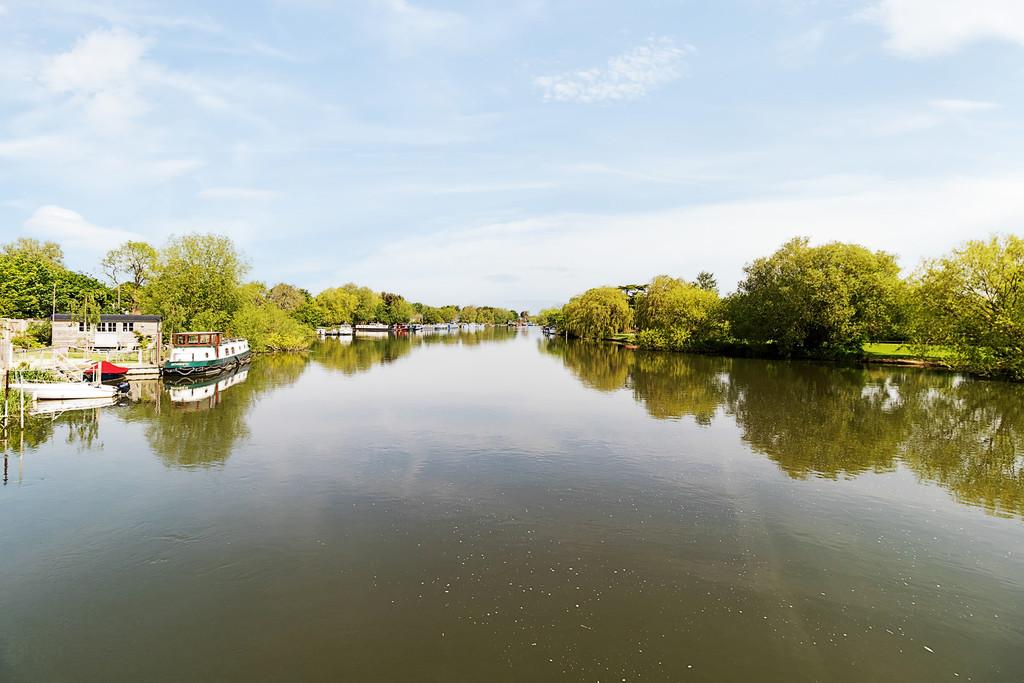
335,175,1024,307
867,0,1024,57
930,98,998,113
24,206,141,257
199,187,281,201
42,28,150,125
535,37,693,104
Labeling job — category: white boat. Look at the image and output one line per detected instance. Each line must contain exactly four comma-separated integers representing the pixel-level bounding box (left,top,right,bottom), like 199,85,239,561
11,382,117,400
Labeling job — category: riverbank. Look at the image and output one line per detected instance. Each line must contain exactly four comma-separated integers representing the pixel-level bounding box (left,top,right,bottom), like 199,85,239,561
598,333,957,372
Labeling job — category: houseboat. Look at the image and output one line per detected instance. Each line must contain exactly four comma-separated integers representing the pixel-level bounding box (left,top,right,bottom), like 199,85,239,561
162,332,251,378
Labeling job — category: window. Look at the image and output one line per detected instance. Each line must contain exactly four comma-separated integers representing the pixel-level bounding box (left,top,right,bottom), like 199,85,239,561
79,321,86,332
199,334,210,344
188,335,198,344
97,322,115,332
122,322,134,332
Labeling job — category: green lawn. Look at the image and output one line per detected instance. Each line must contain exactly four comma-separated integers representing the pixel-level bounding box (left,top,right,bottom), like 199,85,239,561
862,342,952,360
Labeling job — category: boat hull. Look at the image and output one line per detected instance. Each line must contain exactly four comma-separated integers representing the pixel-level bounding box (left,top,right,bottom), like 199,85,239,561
11,382,117,400
161,350,252,378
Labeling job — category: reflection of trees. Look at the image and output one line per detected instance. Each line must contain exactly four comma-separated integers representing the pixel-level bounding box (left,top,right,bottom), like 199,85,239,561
315,337,414,375
2,406,105,454
900,379,1024,518
540,338,633,392
629,352,729,424
549,339,1024,519
540,340,728,422
726,362,909,479
315,329,516,375
121,354,308,469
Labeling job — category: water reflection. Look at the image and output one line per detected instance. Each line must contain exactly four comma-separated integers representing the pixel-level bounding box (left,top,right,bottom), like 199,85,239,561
543,338,1024,518
120,355,308,469
315,327,516,375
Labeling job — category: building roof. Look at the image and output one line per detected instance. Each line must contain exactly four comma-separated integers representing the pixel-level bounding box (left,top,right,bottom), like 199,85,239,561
53,313,162,323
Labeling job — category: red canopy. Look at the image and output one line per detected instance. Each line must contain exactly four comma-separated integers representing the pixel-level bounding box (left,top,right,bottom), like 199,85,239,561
87,361,129,375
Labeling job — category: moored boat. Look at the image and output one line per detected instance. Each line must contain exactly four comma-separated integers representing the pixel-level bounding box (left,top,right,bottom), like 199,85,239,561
11,381,118,400
84,360,129,381
162,332,251,378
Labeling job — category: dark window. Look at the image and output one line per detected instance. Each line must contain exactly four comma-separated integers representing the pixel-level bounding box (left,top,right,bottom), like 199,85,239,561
122,322,134,332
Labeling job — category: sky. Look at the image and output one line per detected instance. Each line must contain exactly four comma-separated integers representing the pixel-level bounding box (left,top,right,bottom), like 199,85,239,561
1,0,1023,311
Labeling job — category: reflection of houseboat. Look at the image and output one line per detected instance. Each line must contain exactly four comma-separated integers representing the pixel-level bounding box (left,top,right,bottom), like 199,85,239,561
318,325,354,336
162,332,251,378
167,368,249,410
355,324,389,334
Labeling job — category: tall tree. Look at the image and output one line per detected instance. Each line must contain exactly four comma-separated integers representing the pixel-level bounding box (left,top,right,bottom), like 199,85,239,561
0,251,112,319
267,282,306,312
634,275,727,351
562,287,633,339
912,235,1024,378
101,241,157,289
2,238,64,267
144,234,249,333
727,238,903,356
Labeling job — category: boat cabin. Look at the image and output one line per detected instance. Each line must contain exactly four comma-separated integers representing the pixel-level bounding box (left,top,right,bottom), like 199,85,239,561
168,332,250,364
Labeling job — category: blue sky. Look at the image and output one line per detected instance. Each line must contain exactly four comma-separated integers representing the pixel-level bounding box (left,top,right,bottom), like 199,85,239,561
1,0,1023,311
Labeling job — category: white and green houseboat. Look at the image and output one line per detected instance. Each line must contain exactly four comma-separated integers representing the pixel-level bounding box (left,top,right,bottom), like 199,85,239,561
162,332,251,378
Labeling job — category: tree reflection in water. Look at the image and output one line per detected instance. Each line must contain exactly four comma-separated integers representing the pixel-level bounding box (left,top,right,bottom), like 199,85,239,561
120,354,309,469
542,338,1024,518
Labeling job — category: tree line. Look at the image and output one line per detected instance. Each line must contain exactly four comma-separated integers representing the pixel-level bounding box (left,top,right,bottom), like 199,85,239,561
537,235,1024,380
0,234,521,352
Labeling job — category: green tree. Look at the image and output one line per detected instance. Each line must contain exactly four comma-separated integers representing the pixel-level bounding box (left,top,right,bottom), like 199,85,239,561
267,282,306,312
0,251,112,319
2,237,64,267
535,307,565,328
229,302,315,351
144,233,249,333
634,275,727,352
562,287,633,339
348,285,383,324
316,286,358,325
694,271,718,293
728,238,903,356
376,292,415,325
460,305,479,323
911,235,1024,378
420,306,444,324
101,241,157,289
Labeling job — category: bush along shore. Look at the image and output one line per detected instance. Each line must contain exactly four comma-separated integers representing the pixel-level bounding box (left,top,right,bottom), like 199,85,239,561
536,235,1024,381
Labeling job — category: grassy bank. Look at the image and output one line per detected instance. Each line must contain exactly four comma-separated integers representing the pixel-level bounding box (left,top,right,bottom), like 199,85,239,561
862,343,952,360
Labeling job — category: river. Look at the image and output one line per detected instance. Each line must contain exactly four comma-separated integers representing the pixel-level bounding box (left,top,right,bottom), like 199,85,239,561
1,328,1022,681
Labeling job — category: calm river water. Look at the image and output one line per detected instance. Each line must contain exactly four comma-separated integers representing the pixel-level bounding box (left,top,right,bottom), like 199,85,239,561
2,328,1023,681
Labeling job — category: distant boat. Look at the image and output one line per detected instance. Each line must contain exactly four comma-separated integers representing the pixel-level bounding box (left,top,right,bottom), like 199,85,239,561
355,324,389,334
162,332,251,378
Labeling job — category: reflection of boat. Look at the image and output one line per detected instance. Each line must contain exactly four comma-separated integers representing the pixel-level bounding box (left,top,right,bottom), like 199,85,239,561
168,368,249,408
30,396,118,415
11,381,117,400
84,360,129,381
318,325,354,336
162,332,251,378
